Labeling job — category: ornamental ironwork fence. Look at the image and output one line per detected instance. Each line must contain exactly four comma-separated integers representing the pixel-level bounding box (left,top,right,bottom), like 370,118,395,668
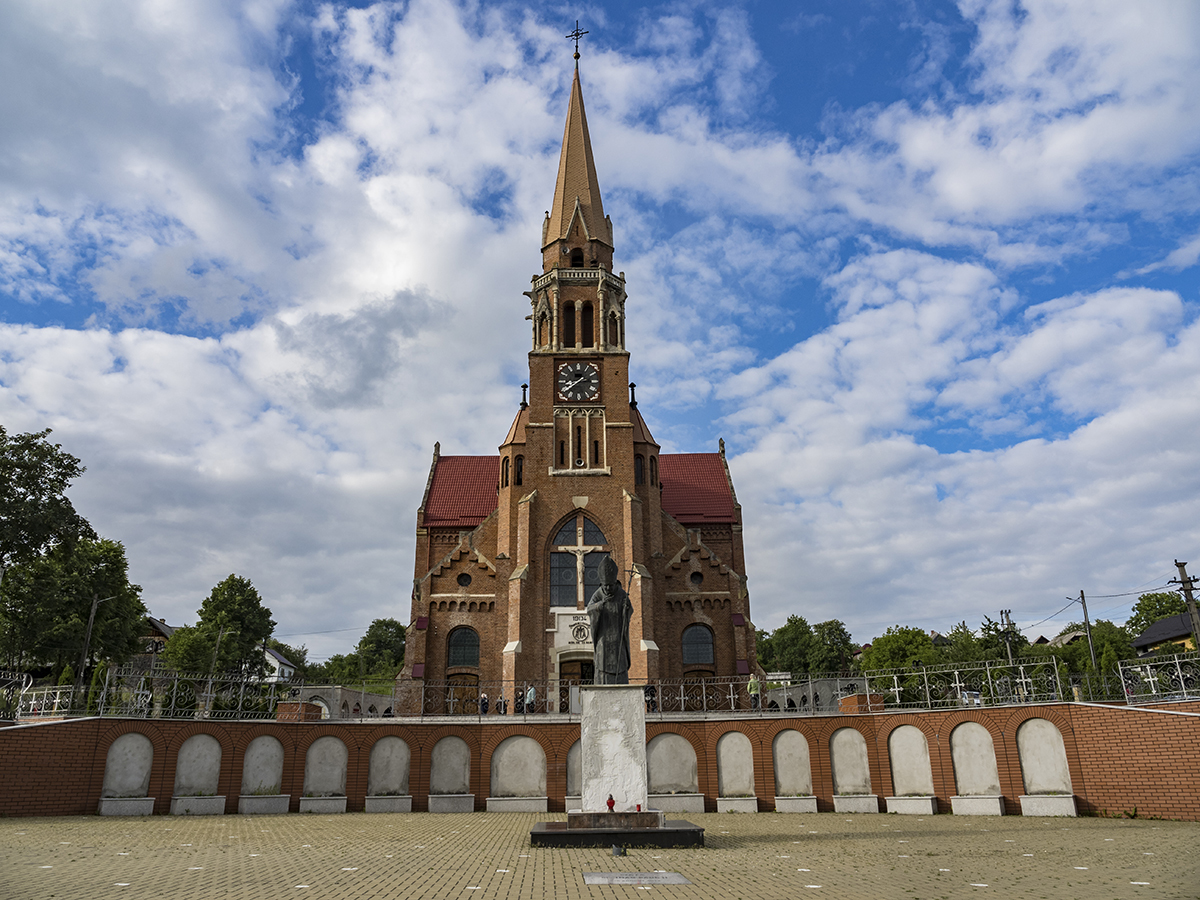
17,666,297,721
1118,651,1200,705
9,656,1168,722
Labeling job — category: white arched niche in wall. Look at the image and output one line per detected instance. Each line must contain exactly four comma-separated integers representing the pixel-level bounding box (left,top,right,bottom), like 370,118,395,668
830,727,878,813
884,725,936,815
1016,718,1076,817
949,721,1004,816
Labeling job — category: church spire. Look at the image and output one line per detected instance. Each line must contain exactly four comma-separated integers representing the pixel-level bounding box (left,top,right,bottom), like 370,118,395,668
542,66,613,273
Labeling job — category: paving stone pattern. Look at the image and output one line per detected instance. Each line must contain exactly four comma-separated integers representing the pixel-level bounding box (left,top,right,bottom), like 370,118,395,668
1,812,1195,900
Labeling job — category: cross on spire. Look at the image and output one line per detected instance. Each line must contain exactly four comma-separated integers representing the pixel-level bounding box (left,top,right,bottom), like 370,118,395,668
566,20,588,62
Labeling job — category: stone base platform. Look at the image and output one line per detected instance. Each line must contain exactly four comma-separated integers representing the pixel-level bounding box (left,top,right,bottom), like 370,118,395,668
774,796,818,813
98,797,155,816
833,795,879,813
171,795,226,816
530,819,704,848
1020,795,1076,817
951,795,1005,816
886,796,937,815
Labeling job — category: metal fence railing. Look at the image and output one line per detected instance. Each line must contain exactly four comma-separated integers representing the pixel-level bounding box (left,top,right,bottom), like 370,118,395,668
12,655,1190,722
1119,651,1200,705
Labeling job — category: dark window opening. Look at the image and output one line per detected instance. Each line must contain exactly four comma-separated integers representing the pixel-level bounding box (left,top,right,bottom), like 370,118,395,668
458,572,472,587
559,441,566,467
550,552,577,606
650,456,657,487
501,457,509,488
582,517,607,545
581,302,594,348
514,455,523,486
538,315,548,346
635,454,645,485
583,551,611,601
563,303,576,346
570,248,584,268
682,625,714,666
554,519,577,545
592,440,600,464
575,426,582,463
690,571,703,587
448,627,480,667
609,314,619,346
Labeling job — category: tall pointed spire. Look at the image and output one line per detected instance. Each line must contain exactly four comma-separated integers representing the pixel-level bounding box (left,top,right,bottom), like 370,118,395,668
542,67,613,270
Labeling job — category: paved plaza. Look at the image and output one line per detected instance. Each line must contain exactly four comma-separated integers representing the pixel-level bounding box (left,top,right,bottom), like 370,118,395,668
1,811,1196,900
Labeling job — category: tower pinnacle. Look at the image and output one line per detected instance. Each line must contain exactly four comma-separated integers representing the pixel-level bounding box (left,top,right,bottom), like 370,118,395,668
542,65,613,273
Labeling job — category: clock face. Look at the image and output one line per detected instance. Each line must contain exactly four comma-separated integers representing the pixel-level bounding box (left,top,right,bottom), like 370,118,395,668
557,361,601,402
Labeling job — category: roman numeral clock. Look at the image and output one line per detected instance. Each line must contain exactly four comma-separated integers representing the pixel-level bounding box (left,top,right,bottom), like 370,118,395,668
556,361,600,402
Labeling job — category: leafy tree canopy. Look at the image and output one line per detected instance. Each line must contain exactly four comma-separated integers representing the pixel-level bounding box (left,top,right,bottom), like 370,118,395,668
858,625,936,671
0,538,145,672
0,427,95,574
757,615,812,676
807,619,855,674
1125,592,1186,639
162,574,275,675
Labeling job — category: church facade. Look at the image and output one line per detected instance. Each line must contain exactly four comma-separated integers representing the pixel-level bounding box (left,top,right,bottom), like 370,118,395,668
398,64,758,707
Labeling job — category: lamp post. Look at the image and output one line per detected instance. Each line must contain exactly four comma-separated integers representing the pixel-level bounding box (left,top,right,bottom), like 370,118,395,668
74,594,117,701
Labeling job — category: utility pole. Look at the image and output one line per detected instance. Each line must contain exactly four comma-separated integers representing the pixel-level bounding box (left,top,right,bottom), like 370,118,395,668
1078,590,1098,673
1170,560,1200,655
999,609,1016,667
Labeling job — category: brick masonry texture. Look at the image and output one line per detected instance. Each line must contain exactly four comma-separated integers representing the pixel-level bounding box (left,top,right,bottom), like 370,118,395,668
2,700,1197,820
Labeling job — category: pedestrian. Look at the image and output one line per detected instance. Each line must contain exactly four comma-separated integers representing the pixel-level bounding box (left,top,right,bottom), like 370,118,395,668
748,673,761,710
525,683,536,713
479,692,489,715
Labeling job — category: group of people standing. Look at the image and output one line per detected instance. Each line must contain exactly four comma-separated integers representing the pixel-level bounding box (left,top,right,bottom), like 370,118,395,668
476,685,537,715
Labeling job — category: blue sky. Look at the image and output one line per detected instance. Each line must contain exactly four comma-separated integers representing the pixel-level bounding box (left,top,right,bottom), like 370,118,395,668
2,0,1198,660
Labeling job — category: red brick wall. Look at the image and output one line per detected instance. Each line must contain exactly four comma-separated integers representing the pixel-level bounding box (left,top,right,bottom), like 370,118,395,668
2,700,1196,819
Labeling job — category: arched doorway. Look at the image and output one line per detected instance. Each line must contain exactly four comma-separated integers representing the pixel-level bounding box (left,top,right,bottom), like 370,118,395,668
557,652,595,714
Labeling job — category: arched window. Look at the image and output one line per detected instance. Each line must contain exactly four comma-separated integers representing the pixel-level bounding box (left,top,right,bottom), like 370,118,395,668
608,313,619,346
448,627,480,668
570,248,584,268
514,455,524,486
550,513,611,607
581,302,594,348
563,302,576,346
649,456,657,487
538,314,549,347
682,625,714,666
501,457,509,488
634,454,645,485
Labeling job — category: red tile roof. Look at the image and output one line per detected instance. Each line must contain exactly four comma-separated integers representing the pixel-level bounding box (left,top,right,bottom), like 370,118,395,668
421,451,737,528
423,455,499,528
659,453,737,524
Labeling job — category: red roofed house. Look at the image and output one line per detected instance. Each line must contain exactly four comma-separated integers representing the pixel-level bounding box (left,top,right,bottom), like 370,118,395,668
399,64,757,705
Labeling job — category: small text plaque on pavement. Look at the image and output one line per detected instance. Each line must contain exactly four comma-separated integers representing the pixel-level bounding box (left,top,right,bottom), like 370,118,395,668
584,872,691,885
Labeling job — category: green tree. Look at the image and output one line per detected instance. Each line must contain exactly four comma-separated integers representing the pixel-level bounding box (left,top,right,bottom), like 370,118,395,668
0,427,95,576
0,538,146,672
807,619,855,674
858,626,937,671
1050,620,1135,674
757,615,813,676
162,574,275,675
979,615,1029,661
1125,592,1186,639
940,621,983,663
357,618,406,675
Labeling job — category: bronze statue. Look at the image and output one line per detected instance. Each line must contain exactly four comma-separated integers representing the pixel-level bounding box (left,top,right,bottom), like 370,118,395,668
587,556,632,684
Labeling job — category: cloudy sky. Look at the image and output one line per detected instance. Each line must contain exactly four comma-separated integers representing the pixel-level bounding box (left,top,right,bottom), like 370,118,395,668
3,0,1198,661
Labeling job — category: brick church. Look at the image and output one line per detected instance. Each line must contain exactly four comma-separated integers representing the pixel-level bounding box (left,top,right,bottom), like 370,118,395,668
399,61,758,706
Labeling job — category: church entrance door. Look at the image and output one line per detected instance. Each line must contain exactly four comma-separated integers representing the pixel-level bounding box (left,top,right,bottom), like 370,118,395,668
559,660,594,714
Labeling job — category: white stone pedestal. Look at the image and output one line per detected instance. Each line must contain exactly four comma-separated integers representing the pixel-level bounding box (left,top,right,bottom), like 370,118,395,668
775,796,818,813
886,796,937,815
486,796,548,812
365,795,412,813
1020,795,1076,817
833,795,879,813
428,794,474,813
238,794,289,815
951,795,1005,816
299,796,346,814
171,796,225,816
580,685,648,813
717,797,758,813
649,793,705,813
98,797,155,816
